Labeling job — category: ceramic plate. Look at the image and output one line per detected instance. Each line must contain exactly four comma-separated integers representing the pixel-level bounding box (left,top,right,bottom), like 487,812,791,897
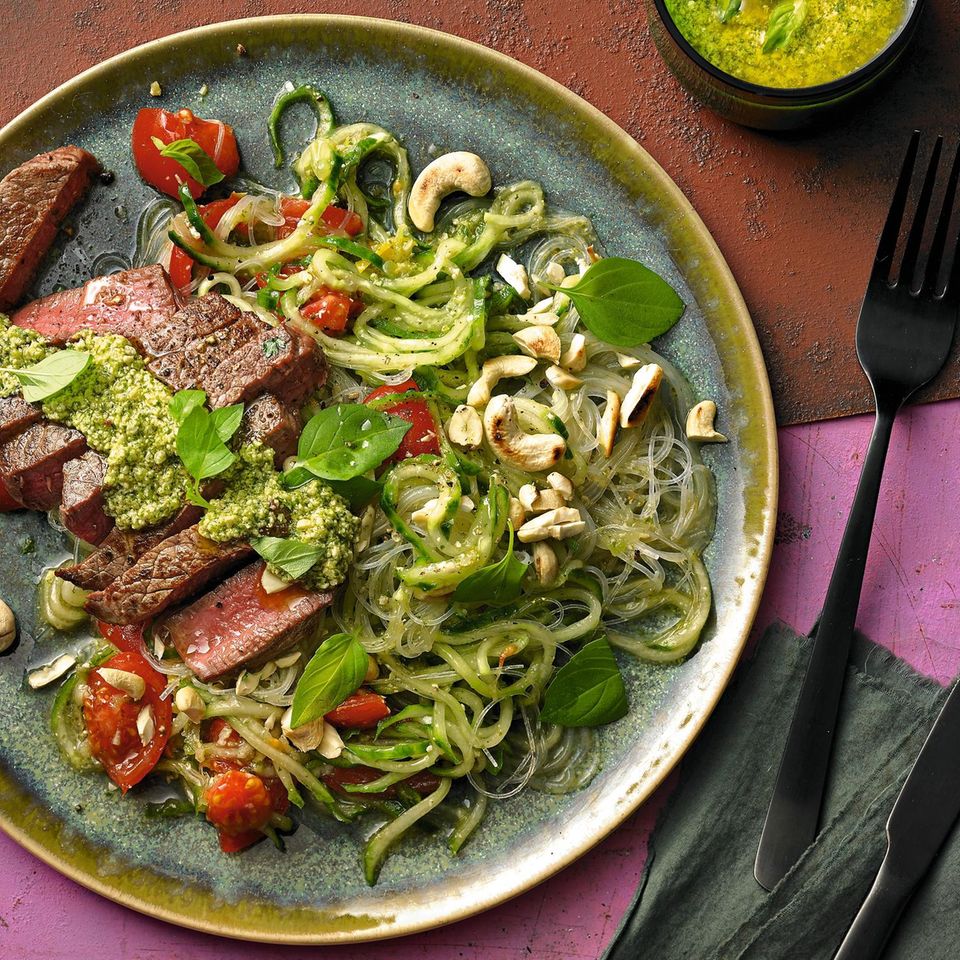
0,15,777,943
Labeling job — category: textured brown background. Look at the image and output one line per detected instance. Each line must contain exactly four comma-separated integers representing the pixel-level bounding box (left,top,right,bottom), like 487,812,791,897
4,0,959,424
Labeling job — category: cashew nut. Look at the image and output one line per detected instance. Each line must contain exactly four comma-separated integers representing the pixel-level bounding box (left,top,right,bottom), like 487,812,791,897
509,497,526,530
543,261,565,285
620,364,663,428
447,404,484,448
483,395,566,472
98,667,146,700
518,483,538,512
532,541,558,584
174,686,206,723
546,472,573,499
560,333,587,372
261,566,293,595
530,489,567,512
520,297,561,325
282,708,344,758
513,325,561,363
137,704,155,745
467,355,537,408
545,365,583,390
616,352,643,369
27,654,76,689
0,600,15,653
598,389,622,457
496,254,531,300
516,507,585,543
685,400,728,443
408,151,492,232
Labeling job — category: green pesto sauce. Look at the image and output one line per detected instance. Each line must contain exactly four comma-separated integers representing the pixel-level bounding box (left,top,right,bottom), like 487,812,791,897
199,443,358,590
0,315,53,394
665,0,909,88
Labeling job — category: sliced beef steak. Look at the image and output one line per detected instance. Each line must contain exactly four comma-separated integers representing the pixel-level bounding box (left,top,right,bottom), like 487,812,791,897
0,147,101,311
84,524,253,624
0,421,87,509
11,264,181,351
238,394,301,467
60,450,112,545
0,395,41,442
157,561,334,680
146,294,327,408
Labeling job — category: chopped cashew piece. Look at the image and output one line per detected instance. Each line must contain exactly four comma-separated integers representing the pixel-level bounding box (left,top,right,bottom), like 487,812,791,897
518,483,538,512
149,81,162,97
0,600,15,653
620,364,663,428
617,352,643,369
519,308,560,326
685,400,728,443
27,654,76,689
447,404,484,448
509,497,526,530
598,390,622,457
467,354,537,408
408,151,492,232
261,566,293,595
517,507,586,543
545,364,583,390
531,489,567,512
174,686,205,723
532,541,558,584
513,325,561,362
496,254,531,300
544,261,565,285
98,668,146,700
137,704,155,745
547,472,573,499
560,333,587,372
483,395,566,472
281,707,326,752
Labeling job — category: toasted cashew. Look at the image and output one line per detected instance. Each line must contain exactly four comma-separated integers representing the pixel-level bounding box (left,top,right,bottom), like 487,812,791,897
685,400,728,443
532,541,558,584
447,404,484,448
98,668,146,700
545,365,583,390
517,507,585,543
0,600,15,653
496,254,531,299
281,708,343,758
616,352,643,369
620,364,663,428
27,654,76,689
513,325,561,362
483,395,565,472
509,497,526,530
467,355,537,408
408,151,492,232
518,483,538,512
174,686,205,723
543,261,565,285
137,704,155,745
560,333,587,372
598,390,621,457
546,472,573,499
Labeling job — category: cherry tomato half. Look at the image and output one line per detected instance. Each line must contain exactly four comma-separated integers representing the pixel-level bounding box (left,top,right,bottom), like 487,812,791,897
95,621,146,654
204,770,289,852
82,650,172,792
364,380,441,462
132,108,240,200
325,689,391,730
276,198,363,240
168,196,242,291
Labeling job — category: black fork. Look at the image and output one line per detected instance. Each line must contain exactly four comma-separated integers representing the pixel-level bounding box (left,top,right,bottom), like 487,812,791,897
755,132,960,891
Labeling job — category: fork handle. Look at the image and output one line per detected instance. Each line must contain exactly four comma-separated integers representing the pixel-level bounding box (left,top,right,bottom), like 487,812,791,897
833,857,913,960
755,406,897,890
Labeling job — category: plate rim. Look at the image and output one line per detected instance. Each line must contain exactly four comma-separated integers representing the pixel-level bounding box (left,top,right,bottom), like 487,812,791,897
0,13,779,944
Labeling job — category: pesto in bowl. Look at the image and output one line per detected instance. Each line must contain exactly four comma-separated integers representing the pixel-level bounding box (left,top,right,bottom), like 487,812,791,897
664,0,910,89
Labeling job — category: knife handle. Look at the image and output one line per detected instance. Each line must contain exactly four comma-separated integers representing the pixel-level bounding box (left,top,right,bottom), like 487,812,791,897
833,858,912,960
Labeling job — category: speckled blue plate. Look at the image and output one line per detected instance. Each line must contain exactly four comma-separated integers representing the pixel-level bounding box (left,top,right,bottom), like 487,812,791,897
0,16,777,944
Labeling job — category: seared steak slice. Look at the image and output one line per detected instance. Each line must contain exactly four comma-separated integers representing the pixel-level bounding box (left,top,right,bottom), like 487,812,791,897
0,146,101,311
238,394,301,467
0,421,86,509
84,524,253,624
57,504,202,592
157,561,334,680
11,264,181,351
0,395,41,442
60,450,112,545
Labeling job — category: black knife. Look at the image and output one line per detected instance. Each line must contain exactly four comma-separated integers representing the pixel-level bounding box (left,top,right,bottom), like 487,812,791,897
833,678,960,960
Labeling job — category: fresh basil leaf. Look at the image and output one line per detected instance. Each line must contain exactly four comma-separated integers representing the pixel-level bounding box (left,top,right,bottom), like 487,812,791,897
328,475,383,510
720,0,742,22
175,405,236,486
291,404,411,482
540,637,629,728
0,350,90,402
169,389,207,425
762,0,807,52
151,136,225,187
553,257,684,348
210,403,244,443
249,535,325,581
454,525,527,605
290,632,368,727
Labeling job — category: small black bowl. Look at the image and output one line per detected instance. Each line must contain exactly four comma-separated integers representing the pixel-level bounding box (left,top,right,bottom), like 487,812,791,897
646,0,926,132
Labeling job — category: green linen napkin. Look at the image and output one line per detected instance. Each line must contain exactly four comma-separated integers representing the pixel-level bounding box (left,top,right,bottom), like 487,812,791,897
603,622,958,960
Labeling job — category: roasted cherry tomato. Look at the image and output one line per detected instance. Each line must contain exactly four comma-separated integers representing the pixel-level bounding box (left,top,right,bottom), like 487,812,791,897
275,198,363,240
95,621,145,654
322,764,440,799
364,380,441,462
168,196,242,291
132,107,240,199
200,717,245,774
300,290,356,335
325,689,391,729
204,769,289,852
82,650,172,792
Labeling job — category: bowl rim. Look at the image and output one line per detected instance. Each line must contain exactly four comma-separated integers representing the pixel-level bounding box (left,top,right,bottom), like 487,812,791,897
649,0,926,101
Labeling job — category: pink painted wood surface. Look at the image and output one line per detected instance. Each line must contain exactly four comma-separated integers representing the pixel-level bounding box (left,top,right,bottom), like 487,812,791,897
2,400,958,958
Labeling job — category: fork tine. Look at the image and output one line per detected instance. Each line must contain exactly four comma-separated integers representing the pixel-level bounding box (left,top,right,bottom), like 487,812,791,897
873,130,921,283
925,141,960,299
900,136,943,290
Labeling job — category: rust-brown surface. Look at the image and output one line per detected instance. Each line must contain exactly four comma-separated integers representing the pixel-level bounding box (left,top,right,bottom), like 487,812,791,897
3,0,959,424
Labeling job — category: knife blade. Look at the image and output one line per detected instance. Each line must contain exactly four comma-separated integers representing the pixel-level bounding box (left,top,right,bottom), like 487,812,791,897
833,677,960,960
